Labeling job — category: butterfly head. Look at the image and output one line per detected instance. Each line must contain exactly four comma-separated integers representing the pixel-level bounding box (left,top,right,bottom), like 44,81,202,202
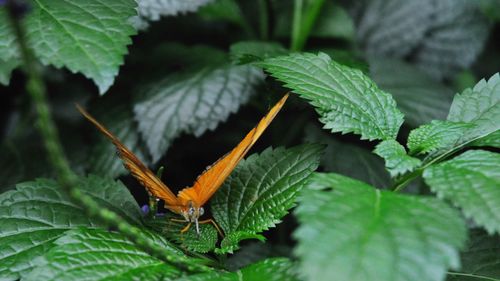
181,201,204,235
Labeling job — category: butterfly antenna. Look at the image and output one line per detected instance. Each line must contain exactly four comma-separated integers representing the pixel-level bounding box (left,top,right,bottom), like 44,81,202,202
195,218,200,237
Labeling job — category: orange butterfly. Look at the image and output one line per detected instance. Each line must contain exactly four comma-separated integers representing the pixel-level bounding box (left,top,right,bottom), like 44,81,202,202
76,94,288,235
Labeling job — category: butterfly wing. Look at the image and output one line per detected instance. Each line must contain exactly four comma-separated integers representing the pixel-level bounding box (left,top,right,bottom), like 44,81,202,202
76,104,183,212
178,94,289,207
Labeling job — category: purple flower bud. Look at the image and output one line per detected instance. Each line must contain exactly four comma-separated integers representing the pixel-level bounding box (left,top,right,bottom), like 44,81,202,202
141,204,149,214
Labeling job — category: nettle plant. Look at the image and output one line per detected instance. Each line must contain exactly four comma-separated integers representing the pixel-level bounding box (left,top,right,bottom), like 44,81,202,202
1,1,499,281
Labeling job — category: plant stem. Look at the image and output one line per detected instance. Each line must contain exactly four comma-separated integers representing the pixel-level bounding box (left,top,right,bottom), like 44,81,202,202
447,272,500,281
258,0,269,40
6,1,209,273
290,0,326,51
290,0,303,51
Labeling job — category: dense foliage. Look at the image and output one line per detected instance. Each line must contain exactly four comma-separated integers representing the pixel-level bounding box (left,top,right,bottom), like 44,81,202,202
1,0,499,280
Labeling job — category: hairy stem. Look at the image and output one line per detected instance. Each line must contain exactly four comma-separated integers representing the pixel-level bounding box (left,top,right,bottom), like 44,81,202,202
6,1,209,273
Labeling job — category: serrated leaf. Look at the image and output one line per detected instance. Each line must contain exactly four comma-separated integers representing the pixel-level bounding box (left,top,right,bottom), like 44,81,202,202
260,52,404,141
134,64,263,162
86,102,149,178
447,230,500,281
374,140,421,177
24,228,181,281
0,175,142,280
407,120,474,155
424,150,500,234
230,41,288,65
471,130,500,148
0,8,20,85
179,258,299,281
357,0,489,80
369,57,455,126
146,214,218,253
304,124,391,188
25,0,137,93
137,0,213,21
294,173,466,281
211,145,323,253
215,231,265,255
447,73,500,145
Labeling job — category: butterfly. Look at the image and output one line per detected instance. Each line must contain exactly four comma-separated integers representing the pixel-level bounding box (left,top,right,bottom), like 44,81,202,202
76,94,288,236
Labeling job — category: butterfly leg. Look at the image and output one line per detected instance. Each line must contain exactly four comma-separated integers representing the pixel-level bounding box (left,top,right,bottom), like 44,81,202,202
180,222,192,234
198,219,224,238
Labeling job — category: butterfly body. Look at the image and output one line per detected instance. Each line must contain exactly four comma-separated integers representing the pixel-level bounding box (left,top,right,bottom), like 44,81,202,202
77,94,288,235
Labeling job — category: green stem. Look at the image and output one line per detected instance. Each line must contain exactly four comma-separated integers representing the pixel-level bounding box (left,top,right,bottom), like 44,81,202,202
258,0,269,40
290,0,326,51
447,272,500,281
290,0,303,51
6,2,209,273
392,133,493,192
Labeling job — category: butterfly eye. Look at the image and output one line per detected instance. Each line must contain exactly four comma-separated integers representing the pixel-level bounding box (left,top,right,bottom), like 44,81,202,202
188,207,195,215
199,207,204,216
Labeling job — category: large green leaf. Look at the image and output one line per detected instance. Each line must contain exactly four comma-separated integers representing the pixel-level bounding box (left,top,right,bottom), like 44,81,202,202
211,145,323,253
0,9,20,85
179,258,299,281
24,228,182,281
229,41,288,65
146,214,218,253
357,0,489,79
24,0,137,93
0,175,142,280
447,73,500,145
134,64,263,162
407,120,474,155
304,125,391,188
447,230,500,281
369,57,455,126
373,140,421,177
472,130,500,148
260,52,404,141
294,173,466,281
424,150,500,234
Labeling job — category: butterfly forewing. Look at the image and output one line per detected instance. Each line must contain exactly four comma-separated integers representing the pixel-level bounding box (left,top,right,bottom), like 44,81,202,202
177,94,289,207
76,104,182,212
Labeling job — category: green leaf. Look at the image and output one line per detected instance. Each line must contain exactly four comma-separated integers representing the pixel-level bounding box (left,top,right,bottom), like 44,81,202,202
407,120,474,155
357,0,489,79
24,0,137,93
294,173,466,281
211,145,323,253
137,0,213,21
259,52,404,141
134,64,263,162
146,215,218,253
374,140,421,177
215,231,265,255
179,258,299,281
230,41,288,65
0,9,20,85
310,2,355,41
447,230,500,281
0,175,142,279
24,228,181,281
304,124,391,188
447,73,500,145
472,130,500,148
369,57,455,126
424,150,500,235
86,102,150,178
